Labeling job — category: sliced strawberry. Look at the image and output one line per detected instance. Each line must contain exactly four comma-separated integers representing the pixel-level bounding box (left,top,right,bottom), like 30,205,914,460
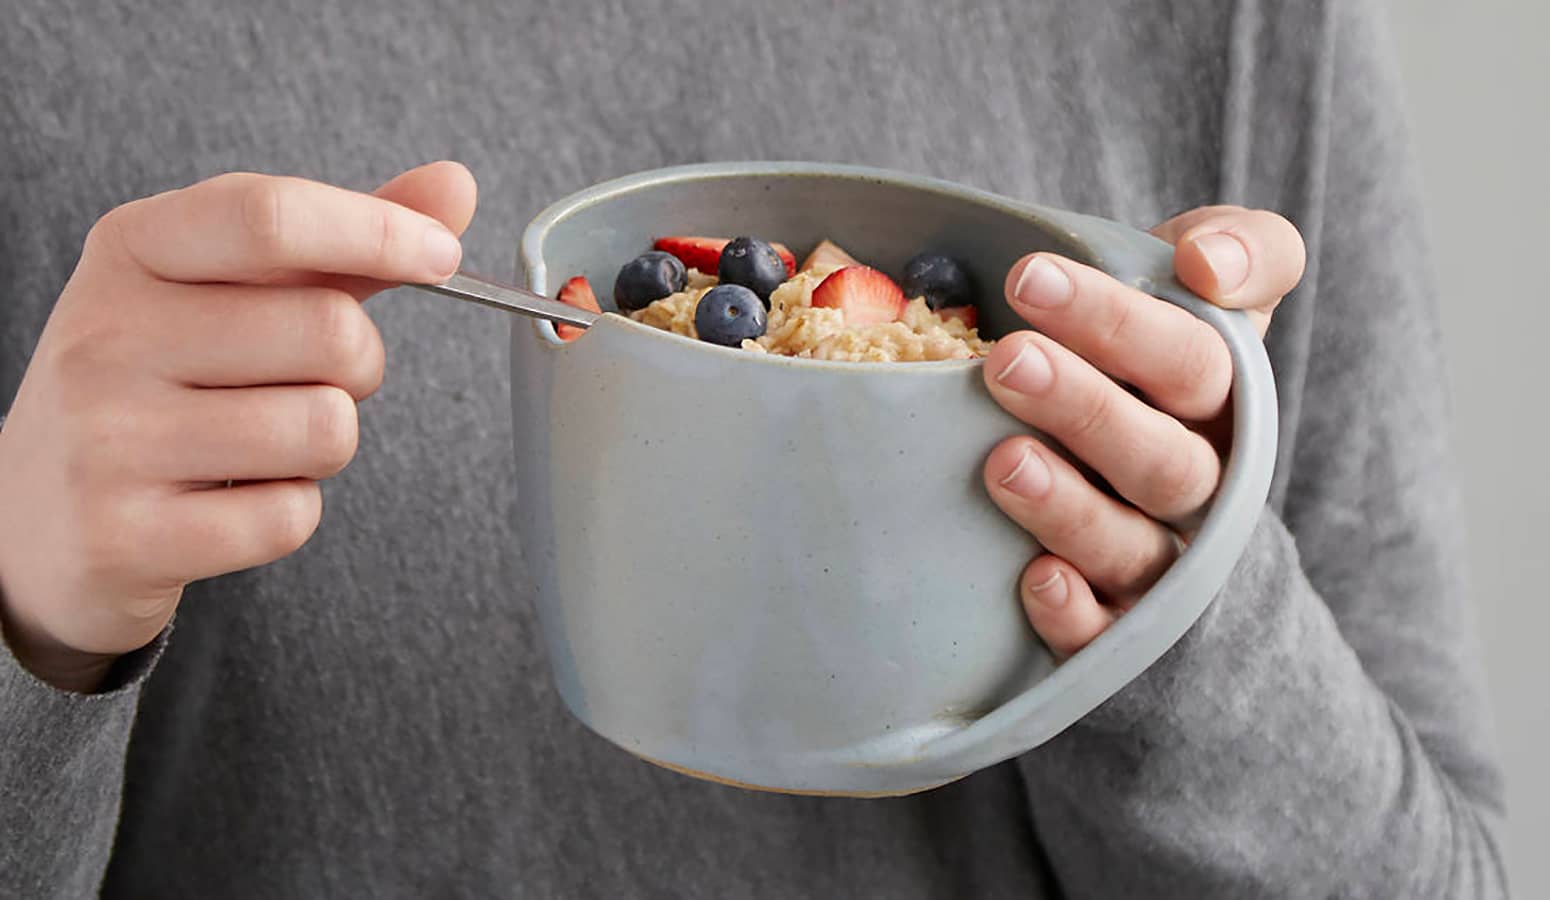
555,275,601,342
654,236,797,277
557,275,600,311
800,238,860,273
937,305,979,329
771,242,797,277
654,236,727,274
811,266,906,326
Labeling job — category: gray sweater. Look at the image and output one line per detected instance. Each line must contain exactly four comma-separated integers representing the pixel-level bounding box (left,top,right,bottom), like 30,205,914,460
0,1,1508,897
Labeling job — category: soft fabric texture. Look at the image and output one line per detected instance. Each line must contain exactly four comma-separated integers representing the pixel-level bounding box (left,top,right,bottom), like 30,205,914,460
0,1,1507,897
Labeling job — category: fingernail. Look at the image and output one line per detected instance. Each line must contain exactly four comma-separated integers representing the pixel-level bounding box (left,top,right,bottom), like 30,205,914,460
1028,570,1068,609
1013,256,1072,309
423,226,462,278
998,445,1052,498
994,341,1053,394
1192,232,1249,295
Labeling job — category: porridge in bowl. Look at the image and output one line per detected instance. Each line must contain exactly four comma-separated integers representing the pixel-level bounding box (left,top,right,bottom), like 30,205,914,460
555,236,994,362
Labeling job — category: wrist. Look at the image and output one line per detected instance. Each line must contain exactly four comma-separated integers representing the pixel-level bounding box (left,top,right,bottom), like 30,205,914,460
0,584,119,694
0,419,118,693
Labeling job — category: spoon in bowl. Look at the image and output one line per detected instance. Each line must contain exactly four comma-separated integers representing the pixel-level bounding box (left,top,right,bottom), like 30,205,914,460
412,271,601,329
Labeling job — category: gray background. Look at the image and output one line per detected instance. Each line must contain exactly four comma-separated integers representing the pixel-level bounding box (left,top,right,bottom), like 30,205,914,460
1387,1,1548,894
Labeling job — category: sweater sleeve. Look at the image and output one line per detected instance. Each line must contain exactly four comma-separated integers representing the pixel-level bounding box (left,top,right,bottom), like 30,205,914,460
1013,3,1509,898
0,613,168,898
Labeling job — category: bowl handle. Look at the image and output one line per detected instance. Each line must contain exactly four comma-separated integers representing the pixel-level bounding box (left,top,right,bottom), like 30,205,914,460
893,208,1280,780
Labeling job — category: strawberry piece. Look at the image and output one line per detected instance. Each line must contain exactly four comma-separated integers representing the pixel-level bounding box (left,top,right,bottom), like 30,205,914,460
653,236,726,274
937,305,979,329
555,275,601,342
800,239,860,273
654,236,797,277
811,266,906,326
771,242,797,277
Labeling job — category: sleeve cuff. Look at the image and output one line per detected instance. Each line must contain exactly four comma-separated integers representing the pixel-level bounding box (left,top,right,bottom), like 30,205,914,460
1073,508,1331,734
0,620,170,708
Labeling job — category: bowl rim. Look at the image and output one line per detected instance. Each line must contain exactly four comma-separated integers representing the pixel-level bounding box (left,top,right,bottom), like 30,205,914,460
517,160,1085,372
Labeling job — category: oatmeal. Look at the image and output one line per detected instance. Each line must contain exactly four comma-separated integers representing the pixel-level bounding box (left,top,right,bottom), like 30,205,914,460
632,266,990,362
560,235,994,361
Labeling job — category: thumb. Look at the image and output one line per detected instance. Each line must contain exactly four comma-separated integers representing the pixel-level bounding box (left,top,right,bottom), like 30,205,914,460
1151,205,1306,336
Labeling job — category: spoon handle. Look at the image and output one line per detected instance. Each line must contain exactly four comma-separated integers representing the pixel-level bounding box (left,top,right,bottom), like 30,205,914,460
413,271,601,329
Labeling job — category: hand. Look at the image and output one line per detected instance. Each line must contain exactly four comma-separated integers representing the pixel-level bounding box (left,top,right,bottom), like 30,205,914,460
982,206,1305,659
0,161,478,691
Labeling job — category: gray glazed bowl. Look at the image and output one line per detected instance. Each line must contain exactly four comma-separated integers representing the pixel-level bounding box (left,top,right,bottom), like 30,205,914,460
512,161,1276,796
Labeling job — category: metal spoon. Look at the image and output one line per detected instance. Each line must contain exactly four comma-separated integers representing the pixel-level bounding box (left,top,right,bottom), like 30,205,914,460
412,271,601,329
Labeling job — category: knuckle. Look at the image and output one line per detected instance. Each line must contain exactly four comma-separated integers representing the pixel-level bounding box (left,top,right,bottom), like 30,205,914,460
83,211,117,253
1093,287,1136,353
1113,544,1164,596
306,387,359,476
44,328,110,393
370,206,397,268
83,205,132,262
313,290,367,359
1143,429,1213,516
312,291,384,396
1045,498,1102,548
84,195,163,266
1065,383,1114,441
355,321,387,398
1172,319,1231,411
43,323,138,420
266,482,322,558
205,171,260,192
48,303,138,371
237,176,293,262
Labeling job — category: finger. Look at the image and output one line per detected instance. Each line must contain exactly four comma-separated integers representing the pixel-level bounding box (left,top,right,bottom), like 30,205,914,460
1155,206,1306,318
983,332,1222,522
104,171,463,285
149,478,322,583
324,160,481,300
143,385,359,484
984,436,1183,600
148,283,384,400
1019,555,1112,660
375,160,478,237
1003,254,1232,421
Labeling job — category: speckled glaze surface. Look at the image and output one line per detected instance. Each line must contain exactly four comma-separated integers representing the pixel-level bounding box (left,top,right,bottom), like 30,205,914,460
511,162,1277,796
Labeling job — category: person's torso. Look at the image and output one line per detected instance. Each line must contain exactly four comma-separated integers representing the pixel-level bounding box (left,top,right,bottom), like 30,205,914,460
1,1,1320,896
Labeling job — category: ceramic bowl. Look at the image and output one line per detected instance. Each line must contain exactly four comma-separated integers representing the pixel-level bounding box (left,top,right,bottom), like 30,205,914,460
510,162,1276,795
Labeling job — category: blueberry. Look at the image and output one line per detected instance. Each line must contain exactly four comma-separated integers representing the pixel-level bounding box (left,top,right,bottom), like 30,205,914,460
900,253,975,310
614,251,687,311
717,236,786,304
694,284,768,347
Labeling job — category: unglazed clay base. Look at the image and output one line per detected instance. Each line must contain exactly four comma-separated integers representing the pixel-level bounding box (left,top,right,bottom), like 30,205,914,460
631,749,962,798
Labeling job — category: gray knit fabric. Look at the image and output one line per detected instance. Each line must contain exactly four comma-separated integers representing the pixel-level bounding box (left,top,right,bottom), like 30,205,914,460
0,1,1507,897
